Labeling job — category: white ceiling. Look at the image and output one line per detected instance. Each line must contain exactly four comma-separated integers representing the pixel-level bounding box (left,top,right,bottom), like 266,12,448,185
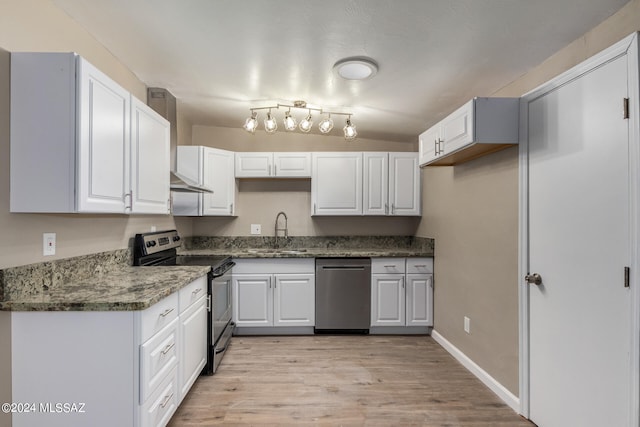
53,0,629,143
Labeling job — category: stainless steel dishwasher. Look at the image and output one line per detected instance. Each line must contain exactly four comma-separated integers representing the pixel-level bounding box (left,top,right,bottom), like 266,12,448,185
315,258,371,333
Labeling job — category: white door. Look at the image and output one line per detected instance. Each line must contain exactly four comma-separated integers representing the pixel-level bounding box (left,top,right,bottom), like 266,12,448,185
418,125,440,166
363,152,388,215
273,274,315,326
370,274,405,326
273,152,311,177
235,152,273,177
77,57,130,213
389,152,420,216
312,152,363,215
130,97,170,214
202,147,235,216
233,274,272,327
406,274,432,326
527,54,631,427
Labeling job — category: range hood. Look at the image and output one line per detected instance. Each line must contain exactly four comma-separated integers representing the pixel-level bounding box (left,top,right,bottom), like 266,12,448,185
147,87,213,193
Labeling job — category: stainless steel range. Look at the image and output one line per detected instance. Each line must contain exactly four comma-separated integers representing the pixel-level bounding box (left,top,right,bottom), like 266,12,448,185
133,230,234,375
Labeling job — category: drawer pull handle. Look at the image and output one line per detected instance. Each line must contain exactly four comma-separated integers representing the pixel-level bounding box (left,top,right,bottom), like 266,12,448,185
160,392,174,409
413,264,427,267
192,288,203,295
384,265,397,268
159,308,174,318
161,342,175,355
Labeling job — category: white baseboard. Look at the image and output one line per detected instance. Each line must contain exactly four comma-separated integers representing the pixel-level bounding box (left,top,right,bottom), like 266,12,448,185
431,330,520,413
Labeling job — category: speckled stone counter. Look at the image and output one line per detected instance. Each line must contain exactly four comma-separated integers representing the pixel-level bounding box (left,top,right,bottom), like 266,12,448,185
0,249,210,311
181,235,435,258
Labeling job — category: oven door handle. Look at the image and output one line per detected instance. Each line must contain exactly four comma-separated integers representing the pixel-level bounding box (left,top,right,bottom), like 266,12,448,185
212,261,235,277
215,346,227,355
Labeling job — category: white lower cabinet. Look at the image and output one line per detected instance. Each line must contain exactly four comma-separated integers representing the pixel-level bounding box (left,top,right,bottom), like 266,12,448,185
9,275,207,427
370,258,433,330
233,259,315,328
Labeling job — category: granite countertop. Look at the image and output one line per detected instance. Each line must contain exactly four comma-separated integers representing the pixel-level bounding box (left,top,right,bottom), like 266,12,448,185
0,265,210,312
0,236,434,312
179,247,434,258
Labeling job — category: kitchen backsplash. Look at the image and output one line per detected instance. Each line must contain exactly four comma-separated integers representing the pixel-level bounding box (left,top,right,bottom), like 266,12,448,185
184,235,435,252
0,249,130,301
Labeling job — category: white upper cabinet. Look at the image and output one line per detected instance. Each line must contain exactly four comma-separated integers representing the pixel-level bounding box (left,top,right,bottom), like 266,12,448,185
172,146,236,216
311,152,363,215
130,98,170,214
10,52,170,214
235,152,311,178
364,152,421,216
419,97,519,167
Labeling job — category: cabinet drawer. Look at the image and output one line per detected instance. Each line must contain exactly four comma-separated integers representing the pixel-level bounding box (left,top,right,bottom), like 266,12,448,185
141,366,178,427
406,258,433,274
371,258,406,274
179,275,208,313
140,317,179,403
141,292,179,342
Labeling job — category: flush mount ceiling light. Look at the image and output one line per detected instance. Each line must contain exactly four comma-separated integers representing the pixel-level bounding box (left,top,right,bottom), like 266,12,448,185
333,57,378,80
242,100,356,139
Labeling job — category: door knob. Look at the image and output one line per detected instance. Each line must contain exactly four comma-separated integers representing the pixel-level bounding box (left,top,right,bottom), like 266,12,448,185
525,273,542,286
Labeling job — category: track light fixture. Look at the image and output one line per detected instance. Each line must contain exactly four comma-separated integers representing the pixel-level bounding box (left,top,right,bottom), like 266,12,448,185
242,100,356,139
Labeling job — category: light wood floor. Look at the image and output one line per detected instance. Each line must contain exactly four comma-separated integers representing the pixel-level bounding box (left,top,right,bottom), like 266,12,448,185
168,335,533,426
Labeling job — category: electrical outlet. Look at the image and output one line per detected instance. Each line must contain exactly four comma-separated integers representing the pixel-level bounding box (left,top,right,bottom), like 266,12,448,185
43,233,56,256
464,316,471,334
250,224,262,235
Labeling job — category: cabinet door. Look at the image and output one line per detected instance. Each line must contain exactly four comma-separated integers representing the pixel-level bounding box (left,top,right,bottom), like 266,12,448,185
202,147,236,216
388,152,421,216
406,274,433,326
273,152,311,177
371,274,405,326
130,97,170,214
233,274,272,326
273,274,315,326
363,152,388,215
312,152,363,215
235,152,273,177
179,296,207,401
441,99,474,155
418,125,440,166
77,57,130,213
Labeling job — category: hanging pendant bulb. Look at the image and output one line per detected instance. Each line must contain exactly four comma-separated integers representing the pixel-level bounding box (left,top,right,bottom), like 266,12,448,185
318,114,334,134
298,110,313,133
343,116,357,140
243,111,258,134
283,109,297,131
264,110,278,134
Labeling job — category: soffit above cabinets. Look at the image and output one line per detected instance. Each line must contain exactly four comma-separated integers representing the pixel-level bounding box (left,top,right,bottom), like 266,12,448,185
52,0,630,142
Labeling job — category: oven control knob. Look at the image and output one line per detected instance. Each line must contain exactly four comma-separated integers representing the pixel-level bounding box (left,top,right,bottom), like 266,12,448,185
173,236,180,242
146,241,156,248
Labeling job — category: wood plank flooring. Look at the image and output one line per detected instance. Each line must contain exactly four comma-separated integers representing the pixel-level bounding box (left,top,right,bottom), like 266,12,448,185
168,335,533,426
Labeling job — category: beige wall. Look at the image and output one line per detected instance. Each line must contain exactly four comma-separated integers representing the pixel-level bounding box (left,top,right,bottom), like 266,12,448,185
416,0,640,396
191,126,420,236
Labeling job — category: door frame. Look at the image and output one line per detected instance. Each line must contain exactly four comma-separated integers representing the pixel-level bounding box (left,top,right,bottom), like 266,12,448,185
518,32,640,424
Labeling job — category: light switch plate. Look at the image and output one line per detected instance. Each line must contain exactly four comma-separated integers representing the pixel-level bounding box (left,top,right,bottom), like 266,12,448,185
250,224,261,235
43,232,56,256
464,316,471,334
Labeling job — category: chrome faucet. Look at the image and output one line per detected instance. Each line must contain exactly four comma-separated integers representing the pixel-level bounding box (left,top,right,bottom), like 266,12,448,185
275,211,288,248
